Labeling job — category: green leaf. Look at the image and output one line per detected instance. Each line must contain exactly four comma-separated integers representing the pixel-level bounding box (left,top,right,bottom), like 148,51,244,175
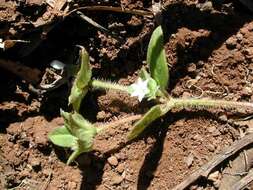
60,110,98,164
48,126,77,148
128,104,170,140
69,87,89,112
69,46,92,111
147,26,169,91
70,112,97,140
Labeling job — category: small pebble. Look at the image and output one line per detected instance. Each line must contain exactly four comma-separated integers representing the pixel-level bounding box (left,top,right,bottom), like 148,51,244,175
207,126,217,133
225,37,237,49
236,33,243,42
187,63,197,72
185,153,194,167
111,174,123,185
192,134,202,141
219,114,228,122
116,163,125,173
206,144,215,152
107,156,118,166
30,158,41,171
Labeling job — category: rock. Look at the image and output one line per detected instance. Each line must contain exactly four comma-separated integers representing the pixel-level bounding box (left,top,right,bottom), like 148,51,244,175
192,134,202,141
236,33,243,42
182,92,192,98
68,181,77,189
111,174,123,185
206,144,215,152
207,126,217,133
185,153,194,167
30,158,41,171
219,114,228,122
208,171,221,188
107,156,118,166
225,37,237,49
116,163,125,173
187,63,197,72
242,87,252,96
198,1,213,12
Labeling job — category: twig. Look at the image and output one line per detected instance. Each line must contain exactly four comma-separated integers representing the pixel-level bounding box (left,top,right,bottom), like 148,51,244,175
231,169,253,190
76,11,121,40
219,148,253,189
172,133,253,190
65,6,153,17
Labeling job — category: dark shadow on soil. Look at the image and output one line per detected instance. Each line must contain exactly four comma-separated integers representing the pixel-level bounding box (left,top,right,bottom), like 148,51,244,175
137,122,169,190
80,155,106,190
135,107,237,190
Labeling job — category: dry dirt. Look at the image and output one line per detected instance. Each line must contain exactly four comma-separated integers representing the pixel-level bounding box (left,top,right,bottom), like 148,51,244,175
1,0,253,189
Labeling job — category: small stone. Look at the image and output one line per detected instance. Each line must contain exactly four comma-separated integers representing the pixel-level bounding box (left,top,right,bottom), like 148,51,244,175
236,33,243,42
242,87,252,96
208,171,220,188
226,37,237,49
187,63,197,72
111,174,123,185
182,92,192,98
107,156,118,166
219,114,227,122
115,152,127,160
207,126,217,133
42,169,52,177
96,111,106,120
206,144,215,152
116,163,125,173
199,1,213,12
30,158,41,171
185,153,194,167
68,181,77,189
240,27,248,35
192,134,202,141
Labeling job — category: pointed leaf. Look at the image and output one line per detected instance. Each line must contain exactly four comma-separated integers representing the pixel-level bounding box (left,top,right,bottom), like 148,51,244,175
147,26,169,91
70,111,97,140
128,104,170,140
48,126,77,148
69,46,92,111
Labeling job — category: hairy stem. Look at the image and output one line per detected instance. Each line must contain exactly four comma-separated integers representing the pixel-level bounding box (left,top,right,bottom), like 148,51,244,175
91,79,129,92
66,149,81,165
170,98,253,111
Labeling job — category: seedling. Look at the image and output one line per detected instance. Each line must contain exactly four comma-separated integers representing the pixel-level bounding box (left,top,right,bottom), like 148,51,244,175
49,26,253,164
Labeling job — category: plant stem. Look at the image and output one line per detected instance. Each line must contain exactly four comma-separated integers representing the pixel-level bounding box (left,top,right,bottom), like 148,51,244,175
66,149,81,165
170,98,253,111
91,79,129,92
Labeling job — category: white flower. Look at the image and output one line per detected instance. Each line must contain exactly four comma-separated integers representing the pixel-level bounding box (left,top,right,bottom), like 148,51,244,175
129,78,150,102
0,39,4,49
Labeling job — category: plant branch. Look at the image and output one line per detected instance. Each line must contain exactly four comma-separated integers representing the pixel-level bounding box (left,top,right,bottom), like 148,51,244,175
170,98,253,112
91,79,129,92
172,133,253,190
65,6,153,17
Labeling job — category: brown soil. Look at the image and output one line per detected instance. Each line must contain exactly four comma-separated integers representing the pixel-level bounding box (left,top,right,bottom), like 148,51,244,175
1,0,253,189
